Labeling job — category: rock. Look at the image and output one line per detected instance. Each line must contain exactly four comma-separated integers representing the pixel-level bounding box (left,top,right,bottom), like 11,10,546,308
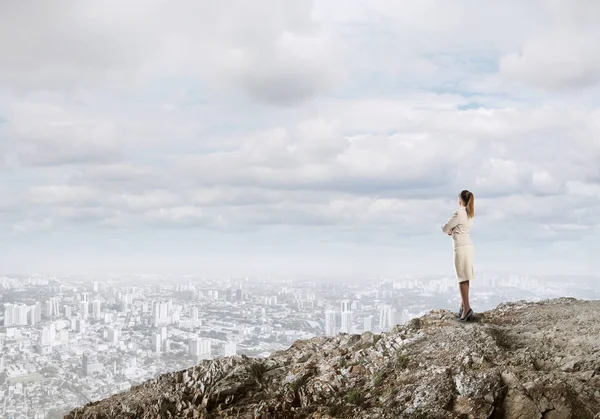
65,298,600,419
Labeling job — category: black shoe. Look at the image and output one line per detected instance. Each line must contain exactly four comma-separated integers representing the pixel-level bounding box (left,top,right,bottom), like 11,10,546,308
457,306,463,318
458,308,473,322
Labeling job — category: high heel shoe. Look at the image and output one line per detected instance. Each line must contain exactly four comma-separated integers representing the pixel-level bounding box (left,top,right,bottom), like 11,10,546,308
457,306,463,317
458,308,473,322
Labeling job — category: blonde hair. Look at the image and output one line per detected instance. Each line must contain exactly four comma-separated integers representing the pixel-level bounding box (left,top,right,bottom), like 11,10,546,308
460,190,474,218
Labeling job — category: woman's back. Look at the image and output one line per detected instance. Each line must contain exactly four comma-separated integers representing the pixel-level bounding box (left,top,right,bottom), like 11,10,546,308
442,207,473,247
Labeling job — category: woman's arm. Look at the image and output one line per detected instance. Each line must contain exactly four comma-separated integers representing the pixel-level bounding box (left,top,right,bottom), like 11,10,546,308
441,211,459,234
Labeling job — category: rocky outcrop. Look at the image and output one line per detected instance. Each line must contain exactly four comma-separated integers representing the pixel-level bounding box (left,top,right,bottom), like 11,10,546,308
65,298,600,418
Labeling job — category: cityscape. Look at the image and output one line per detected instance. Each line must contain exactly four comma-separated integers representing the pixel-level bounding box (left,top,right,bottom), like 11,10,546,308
1,272,597,418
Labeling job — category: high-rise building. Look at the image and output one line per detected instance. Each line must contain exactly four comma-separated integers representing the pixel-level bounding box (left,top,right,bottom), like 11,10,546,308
152,301,171,327
28,302,42,325
43,300,53,318
234,289,243,302
5,304,30,326
340,311,353,334
59,329,69,345
80,301,89,320
75,318,86,334
363,315,373,332
91,301,102,319
121,294,133,312
80,293,89,302
18,304,28,325
379,305,400,330
190,307,199,321
171,310,180,324
150,327,169,352
340,300,352,312
325,310,337,336
82,353,102,376
64,305,72,318
50,298,59,317
189,338,211,359
151,332,162,352
107,327,120,345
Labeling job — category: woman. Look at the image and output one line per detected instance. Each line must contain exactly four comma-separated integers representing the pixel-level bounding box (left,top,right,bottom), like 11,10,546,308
441,190,475,321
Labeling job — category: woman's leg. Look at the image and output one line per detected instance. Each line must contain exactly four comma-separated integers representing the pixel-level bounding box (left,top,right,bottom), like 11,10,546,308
459,280,470,318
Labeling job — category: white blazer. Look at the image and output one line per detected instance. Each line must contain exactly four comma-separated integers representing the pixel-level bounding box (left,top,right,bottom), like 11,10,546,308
442,207,473,248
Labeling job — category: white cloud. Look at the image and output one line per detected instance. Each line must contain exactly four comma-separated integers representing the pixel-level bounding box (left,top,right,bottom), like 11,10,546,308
500,31,600,90
1,0,600,273
0,0,339,105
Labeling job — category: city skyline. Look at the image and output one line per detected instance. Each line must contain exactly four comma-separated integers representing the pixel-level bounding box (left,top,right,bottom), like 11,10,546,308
1,1,599,275
2,271,596,417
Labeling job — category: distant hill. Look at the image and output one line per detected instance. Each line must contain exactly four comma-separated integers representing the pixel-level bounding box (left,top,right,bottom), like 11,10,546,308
65,298,600,418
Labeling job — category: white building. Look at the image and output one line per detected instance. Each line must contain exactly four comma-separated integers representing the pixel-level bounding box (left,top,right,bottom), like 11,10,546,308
324,310,337,336
4,304,29,326
28,302,42,325
82,353,102,376
340,300,352,312
92,301,102,320
340,311,353,334
107,327,120,345
152,301,171,327
189,338,211,359
190,307,199,321
379,305,401,330
80,301,89,320
363,315,373,332
151,327,169,352
75,318,86,334
151,333,162,352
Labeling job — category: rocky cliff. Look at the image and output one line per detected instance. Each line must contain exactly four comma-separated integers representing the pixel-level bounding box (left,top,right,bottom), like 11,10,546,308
65,298,600,418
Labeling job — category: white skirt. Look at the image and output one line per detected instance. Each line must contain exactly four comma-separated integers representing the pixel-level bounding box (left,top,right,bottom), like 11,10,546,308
454,244,474,282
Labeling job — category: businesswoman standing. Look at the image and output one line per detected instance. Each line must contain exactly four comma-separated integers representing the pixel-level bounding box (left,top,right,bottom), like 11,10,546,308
442,190,475,321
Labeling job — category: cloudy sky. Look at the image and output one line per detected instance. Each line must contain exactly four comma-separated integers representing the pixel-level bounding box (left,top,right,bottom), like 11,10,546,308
1,0,599,276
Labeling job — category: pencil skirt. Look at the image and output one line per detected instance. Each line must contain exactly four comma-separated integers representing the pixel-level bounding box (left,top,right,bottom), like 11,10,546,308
454,244,474,283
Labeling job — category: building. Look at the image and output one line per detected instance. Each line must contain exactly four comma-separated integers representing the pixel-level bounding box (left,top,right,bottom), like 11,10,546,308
363,315,373,332
340,311,353,334
92,300,102,319
80,301,89,320
340,300,352,312
28,302,42,325
151,332,162,352
107,327,120,345
379,305,400,330
75,318,86,334
64,305,72,318
189,338,211,359
82,353,102,376
36,326,54,354
152,301,171,327
324,310,337,336
59,329,69,345
120,294,133,312
190,307,199,321
151,327,169,352
4,304,29,326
